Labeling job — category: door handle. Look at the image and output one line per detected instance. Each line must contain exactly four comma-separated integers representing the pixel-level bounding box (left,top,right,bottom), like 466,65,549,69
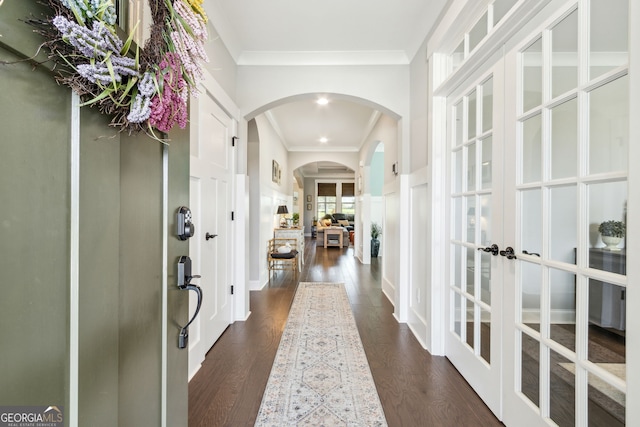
522,250,540,257
205,232,218,241
177,255,204,349
500,246,517,259
478,244,499,256
178,284,202,349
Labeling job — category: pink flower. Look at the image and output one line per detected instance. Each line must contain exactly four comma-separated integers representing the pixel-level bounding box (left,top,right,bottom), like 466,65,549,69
149,53,188,132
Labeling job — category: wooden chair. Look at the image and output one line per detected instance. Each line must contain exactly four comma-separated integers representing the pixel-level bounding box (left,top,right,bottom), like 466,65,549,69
267,238,299,282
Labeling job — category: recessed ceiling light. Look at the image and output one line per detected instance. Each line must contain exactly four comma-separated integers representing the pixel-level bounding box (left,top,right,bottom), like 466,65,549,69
319,137,328,143
316,97,329,105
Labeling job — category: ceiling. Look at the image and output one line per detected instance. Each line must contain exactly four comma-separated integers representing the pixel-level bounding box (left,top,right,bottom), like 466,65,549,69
206,0,449,65
265,97,381,152
206,0,449,177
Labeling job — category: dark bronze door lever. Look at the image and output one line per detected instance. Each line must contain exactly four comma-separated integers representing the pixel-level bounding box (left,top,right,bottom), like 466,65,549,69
500,247,517,259
478,244,499,256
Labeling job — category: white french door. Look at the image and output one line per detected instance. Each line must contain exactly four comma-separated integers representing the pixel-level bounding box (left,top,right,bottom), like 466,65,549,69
446,1,629,426
502,1,629,426
446,60,505,416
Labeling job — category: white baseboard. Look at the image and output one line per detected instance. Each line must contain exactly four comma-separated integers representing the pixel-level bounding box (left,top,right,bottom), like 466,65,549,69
249,279,264,291
407,320,429,350
382,276,395,306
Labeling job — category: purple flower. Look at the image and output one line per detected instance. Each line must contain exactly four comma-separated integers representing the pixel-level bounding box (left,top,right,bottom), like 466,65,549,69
127,93,152,123
77,63,118,83
53,15,137,85
127,72,156,123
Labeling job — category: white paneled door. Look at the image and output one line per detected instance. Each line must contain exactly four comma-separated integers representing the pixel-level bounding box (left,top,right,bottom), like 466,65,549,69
447,1,629,426
188,91,235,379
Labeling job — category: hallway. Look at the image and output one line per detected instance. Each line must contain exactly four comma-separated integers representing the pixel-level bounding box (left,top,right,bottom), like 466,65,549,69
188,239,503,426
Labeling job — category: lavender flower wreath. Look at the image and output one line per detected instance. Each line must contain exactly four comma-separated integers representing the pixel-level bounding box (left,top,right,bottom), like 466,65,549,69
27,0,208,138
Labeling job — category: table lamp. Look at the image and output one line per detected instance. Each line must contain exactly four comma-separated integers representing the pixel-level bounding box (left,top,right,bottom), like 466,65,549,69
277,205,289,227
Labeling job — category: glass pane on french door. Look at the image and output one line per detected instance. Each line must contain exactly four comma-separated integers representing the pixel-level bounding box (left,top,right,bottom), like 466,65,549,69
512,2,629,425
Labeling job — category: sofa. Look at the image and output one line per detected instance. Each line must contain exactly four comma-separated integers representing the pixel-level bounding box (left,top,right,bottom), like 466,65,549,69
330,213,354,231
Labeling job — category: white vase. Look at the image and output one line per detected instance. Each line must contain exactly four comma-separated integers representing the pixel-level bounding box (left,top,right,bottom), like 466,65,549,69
601,235,622,251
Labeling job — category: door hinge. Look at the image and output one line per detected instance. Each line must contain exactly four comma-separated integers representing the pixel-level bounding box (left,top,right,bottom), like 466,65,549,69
230,285,234,295
231,211,235,221
232,136,238,147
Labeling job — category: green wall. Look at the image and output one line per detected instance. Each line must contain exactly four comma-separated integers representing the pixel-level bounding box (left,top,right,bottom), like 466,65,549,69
370,151,384,196
0,40,72,411
0,2,190,425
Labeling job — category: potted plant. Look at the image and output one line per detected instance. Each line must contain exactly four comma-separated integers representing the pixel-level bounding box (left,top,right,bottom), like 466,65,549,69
371,222,382,257
292,212,299,226
598,220,625,251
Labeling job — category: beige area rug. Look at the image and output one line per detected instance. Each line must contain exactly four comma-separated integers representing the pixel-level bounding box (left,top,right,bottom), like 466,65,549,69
559,363,626,406
254,282,387,426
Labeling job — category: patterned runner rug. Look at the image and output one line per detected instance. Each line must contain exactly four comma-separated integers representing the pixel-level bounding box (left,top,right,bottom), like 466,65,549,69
255,282,387,426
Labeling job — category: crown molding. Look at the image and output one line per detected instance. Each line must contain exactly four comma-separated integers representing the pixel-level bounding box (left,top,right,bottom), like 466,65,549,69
236,50,410,66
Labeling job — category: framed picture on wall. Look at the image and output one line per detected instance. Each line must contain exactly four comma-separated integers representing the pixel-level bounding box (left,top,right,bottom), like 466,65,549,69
272,160,279,183
306,195,312,202
307,203,312,210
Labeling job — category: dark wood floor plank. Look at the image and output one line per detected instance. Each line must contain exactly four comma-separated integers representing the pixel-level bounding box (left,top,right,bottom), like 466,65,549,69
188,239,503,426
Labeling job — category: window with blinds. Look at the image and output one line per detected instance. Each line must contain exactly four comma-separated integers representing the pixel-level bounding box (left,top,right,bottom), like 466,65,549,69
318,183,337,196
316,183,356,218
317,183,336,219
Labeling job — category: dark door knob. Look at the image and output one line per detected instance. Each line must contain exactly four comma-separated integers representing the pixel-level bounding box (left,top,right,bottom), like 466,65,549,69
478,244,499,256
500,247,517,259
206,232,218,241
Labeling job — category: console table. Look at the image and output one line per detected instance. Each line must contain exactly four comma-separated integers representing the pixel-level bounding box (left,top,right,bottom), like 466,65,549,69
588,248,626,331
274,227,304,271
324,227,343,248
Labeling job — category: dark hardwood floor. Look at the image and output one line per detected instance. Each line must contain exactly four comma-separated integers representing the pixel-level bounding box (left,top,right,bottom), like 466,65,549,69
188,238,504,426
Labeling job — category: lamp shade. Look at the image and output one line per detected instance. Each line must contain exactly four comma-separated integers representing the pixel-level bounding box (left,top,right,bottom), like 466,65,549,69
277,205,289,214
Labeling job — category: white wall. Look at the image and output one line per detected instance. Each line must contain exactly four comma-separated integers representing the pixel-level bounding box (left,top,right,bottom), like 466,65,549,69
251,114,293,288
382,192,399,301
410,37,430,174
256,115,291,193
248,121,260,286
409,183,431,348
358,115,399,309
292,180,302,221
303,178,316,234
203,25,238,101
407,34,433,348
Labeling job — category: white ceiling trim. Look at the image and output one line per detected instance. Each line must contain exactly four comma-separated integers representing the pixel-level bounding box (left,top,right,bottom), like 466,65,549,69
236,50,410,66
264,110,289,149
357,111,383,150
287,146,360,153
302,172,356,179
